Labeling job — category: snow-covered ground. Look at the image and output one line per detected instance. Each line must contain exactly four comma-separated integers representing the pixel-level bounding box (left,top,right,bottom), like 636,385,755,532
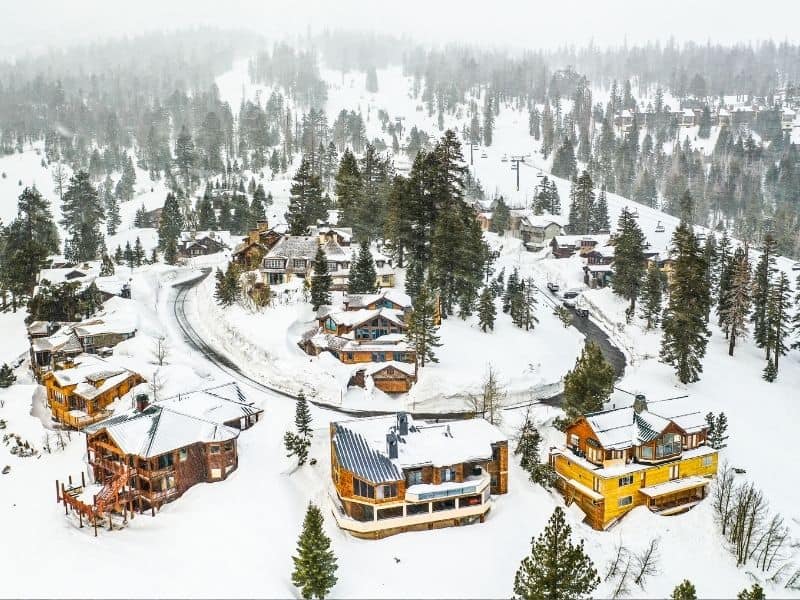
0,57,798,599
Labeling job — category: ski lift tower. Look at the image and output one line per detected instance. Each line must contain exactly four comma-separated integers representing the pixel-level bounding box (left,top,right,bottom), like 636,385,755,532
510,155,525,192
394,116,405,140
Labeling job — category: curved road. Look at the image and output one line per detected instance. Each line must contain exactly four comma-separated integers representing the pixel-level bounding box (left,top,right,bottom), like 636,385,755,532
171,269,627,416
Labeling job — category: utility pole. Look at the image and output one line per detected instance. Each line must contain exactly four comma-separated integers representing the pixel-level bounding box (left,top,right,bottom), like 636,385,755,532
510,155,525,191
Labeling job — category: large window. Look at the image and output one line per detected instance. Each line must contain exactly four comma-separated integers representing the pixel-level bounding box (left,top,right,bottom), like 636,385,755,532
265,259,283,269
656,433,682,458
292,259,306,269
640,446,653,459
376,483,397,499
406,470,422,486
618,496,633,507
353,478,375,499
441,467,456,482
702,455,713,467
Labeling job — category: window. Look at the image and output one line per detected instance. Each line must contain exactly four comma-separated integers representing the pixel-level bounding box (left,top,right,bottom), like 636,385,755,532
669,464,679,480
376,483,397,499
292,259,305,269
569,434,580,448
353,478,375,499
209,445,221,454
702,455,713,467
371,352,386,362
406,470,423,486
641,446,653,459
210,468,222,479
618,475,634,487
345,352,354,361
178,448,188,462
265,259,283,269
441,467,456,482
325,318,337,331
618,496,633,507
592,477,601,492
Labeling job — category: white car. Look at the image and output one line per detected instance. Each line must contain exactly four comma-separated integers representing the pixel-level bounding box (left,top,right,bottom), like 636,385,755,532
562,290,581,308
792,262,800,271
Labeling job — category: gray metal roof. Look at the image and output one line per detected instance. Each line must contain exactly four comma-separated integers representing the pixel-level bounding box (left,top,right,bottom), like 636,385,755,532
333,423,401,484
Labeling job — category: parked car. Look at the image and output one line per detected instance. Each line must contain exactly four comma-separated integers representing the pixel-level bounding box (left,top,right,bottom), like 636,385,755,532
562,290,580,308
793,262,800,271
547,282,560,293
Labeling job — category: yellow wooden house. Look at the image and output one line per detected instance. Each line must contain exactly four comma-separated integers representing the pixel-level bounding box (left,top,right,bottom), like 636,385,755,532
549,397,718,530
43,355,144,429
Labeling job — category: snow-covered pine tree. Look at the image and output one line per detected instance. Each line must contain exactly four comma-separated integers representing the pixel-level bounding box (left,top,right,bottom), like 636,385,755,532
671,579,698,600
310,246,332,311
158,192,183,250
737,584,765,600
513,507,599,600
510,277,539,331
286,156,325,235
163,237,177,265
639,262,663,330
347,240,377,294
612,207,646,317
751,233,777,350
763,358,777,382
61,170,105,262
0,363,16,388
562,341,615,423
490,196,510,234
793,273,800,351
660,193,710,384
765,271,791,371
477,287,496,332
503,268,520,314
291,502,338,600
721,246,751,356
214,263,240,307
406,286,442,367
591,186,610,232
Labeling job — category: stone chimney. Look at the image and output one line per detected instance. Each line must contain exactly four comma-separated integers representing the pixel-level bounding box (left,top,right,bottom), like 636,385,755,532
135,393,150,412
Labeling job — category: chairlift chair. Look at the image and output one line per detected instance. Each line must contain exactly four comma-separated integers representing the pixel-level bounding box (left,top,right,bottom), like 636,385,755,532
654,220,665,233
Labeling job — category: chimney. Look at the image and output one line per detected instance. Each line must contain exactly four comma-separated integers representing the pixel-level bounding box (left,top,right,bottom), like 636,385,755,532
633,394,648,414
135,393,150,412
248,228,259,244
386,433,398,459
397,412,409,436
257,219,269,233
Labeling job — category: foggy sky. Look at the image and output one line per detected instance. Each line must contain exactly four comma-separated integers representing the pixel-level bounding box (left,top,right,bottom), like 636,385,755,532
4,0,800,56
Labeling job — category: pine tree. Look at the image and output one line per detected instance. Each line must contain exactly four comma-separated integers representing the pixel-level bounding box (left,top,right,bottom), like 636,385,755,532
490,197,511,234
295,391,312,440
510,277,539,331
562,341,615,423
250,184,267,229
214,263,240,307
310,246,332,311
552,138,577,180
103,175,121,236
133,237,145,267
124,241,134,268
513,507,599,600
0,363,16,388
591,186,610,232
660,193,711,384
175,125,195,185
284,391,313,466
737,584,765,600
640,262,663,329
113,245,123,264
765,271,791,371
503,268,521,314
291,502,338,600
751,234,777,350
515,418,555,487
197,191,217,230
763,357,777,382
61,170,105,261
100,253,115,276
286,156,326,235
671,580,698,600
134,204,148,228
722,246,751,356
348,240,377,294
406,286,442,367
793,273,800,351
158,192,183,250
483,96,494,146
612,208,646,316
164,237,177,265
478,287,496,332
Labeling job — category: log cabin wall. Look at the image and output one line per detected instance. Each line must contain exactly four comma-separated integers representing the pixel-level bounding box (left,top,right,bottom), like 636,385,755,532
488,441,509,494
174,443,208,495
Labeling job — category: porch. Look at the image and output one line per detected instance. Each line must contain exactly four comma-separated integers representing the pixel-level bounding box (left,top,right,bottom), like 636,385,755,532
638,475,709,514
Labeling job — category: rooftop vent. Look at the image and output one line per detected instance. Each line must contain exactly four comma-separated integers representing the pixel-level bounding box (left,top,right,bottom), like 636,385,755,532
386,433,398,459
135,393,149,412
397,412,409,436
633,394,648,414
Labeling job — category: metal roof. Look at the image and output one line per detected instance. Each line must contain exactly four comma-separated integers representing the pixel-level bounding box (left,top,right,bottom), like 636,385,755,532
333,424,402,484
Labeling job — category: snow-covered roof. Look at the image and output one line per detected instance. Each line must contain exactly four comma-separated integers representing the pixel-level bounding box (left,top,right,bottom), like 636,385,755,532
553,234,610,247
309,225,353,242
357,361,416,377
73,371,134,401
85,405,240,458
48,354,129,388
582,398,708,450
157,382,261,424
332,414,506,484
264,236,319,261
638,475,710,498
329,307,406,329
344,289,412,310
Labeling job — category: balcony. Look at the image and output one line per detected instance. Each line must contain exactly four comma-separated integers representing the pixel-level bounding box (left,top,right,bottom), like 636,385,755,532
405,471,491,503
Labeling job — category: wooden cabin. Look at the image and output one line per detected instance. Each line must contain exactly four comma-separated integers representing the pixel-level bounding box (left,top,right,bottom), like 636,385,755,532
232,221,282,269
343,289,412,313
177,231,229,258
330,413,508,539
42,355,144,428
549,397,718,530
319,308,407,340
349,362,417,393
